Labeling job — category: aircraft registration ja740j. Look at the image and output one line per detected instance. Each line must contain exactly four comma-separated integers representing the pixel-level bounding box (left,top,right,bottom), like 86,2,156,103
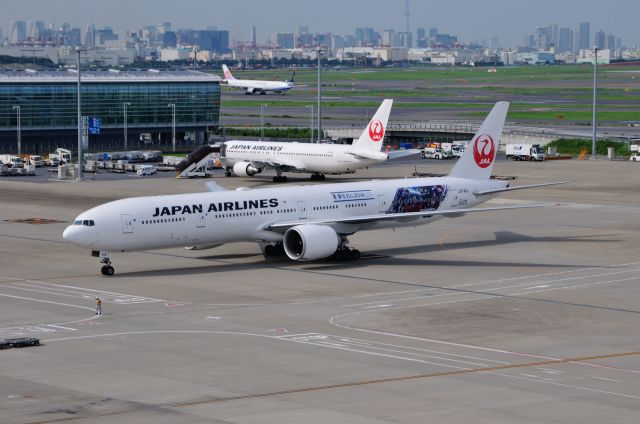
63,102,564,276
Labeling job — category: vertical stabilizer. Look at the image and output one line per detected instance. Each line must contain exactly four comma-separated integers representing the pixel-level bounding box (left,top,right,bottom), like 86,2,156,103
351,99,393,152
222,64,235,80
448,101,509,180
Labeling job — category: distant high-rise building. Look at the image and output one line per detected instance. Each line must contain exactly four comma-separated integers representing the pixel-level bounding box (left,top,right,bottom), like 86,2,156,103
157,22,171,35
616,37,622,50
9,20,27,44
295,26,310,48
67,28,82,46
27,20,45,40
594,30,605,49
523,34,535,49
416,28,426,48
606,33,615,50
251,25,256,48
85,23,95,47
535,26,550,50
316,32,331,48
577,22,590,50
548,23,559,48
355,27,376,46
382,29,394,47
163,31,177,48
491,37,499,49
429,27,437,38
392,31,412,48
96,27,118,45
332,35,345,50
558,27,573,52
343,35,356,48
196,30,229,53
273,32,294,49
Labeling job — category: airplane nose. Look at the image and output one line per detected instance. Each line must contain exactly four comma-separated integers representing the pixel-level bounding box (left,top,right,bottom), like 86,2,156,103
62,226,73,241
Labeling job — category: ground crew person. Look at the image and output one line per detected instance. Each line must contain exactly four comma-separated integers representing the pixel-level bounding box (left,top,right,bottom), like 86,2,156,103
95,297,102,315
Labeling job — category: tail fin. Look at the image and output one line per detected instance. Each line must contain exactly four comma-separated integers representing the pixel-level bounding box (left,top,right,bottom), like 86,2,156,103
287,71,296,83
448,101,509,180
351,99,393,151
222,64,235,80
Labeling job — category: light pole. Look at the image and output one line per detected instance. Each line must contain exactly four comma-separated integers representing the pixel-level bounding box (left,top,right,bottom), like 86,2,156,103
306,104,314,143
76,46,85,180
167,103,176,152
591,46,600,159
317,47,322,143
123,102,131,151
260,104,268,140
12,106,21,155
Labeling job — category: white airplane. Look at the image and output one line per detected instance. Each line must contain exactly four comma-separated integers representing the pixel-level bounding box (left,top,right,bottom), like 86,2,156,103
220,99,419,182
63,102,563,276
222,64,305,95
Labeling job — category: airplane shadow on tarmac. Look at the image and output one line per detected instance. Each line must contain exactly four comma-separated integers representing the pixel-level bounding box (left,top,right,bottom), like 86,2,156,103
117,231,617,278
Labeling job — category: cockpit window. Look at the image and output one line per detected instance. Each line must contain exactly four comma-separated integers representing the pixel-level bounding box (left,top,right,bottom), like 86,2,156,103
73,220,82,225
81,220,95,226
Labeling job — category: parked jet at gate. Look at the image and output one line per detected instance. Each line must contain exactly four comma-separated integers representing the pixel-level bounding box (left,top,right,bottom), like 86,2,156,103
221,64,305,95
63,102,564,276
220,99,418,182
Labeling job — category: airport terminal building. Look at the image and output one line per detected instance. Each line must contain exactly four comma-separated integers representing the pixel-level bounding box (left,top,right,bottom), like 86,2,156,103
0,70,221,154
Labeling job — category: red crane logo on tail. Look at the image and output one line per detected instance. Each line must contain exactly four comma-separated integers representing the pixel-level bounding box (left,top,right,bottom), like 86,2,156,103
368,119,384,142
472,134,495,168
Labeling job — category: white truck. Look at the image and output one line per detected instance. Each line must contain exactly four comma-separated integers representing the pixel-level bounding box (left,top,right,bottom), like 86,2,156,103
22,154,43,167
47,148,72,165
421,146,452,160
506,143,545,161
0,155,24,168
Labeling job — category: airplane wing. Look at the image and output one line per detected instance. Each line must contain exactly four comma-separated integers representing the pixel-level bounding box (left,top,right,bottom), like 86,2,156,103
474,181,569,196
386,149,422,159
265,203,559,233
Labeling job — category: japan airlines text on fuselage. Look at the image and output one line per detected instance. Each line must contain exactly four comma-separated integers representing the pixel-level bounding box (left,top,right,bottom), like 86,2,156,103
63,102,562,276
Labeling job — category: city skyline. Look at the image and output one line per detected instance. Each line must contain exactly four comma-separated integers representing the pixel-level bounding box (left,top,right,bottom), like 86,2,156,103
2,0,639,48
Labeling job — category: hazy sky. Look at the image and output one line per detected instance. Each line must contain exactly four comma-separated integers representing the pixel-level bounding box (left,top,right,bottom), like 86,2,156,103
3,0,639,47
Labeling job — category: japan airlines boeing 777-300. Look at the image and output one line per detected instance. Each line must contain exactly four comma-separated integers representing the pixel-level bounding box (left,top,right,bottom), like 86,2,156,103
63,102,564,276
221,64,305,95
220,99,419,182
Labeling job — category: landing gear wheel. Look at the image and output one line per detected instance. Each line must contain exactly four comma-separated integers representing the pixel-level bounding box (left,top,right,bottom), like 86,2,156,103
225,170,232,177
350,249,361,260
101,265,114,276
264,243,285,258
310,173,326,181
273,175,288,183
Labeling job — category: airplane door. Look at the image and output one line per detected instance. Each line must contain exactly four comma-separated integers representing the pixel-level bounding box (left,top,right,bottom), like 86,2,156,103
197,214,206,228
297,201,307,219
120,214,134,233
377,195,388,213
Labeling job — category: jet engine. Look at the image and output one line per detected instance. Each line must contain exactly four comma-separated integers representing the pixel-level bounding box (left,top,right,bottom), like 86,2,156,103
233,161,260,177
283,224,340,261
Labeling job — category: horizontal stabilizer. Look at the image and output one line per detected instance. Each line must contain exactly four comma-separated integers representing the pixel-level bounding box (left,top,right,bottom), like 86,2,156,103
475,181,569,196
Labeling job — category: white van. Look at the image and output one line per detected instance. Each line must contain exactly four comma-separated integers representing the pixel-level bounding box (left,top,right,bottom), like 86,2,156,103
137,165,157,176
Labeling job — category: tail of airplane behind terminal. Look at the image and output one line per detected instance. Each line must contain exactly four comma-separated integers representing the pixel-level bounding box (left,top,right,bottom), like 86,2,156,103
287,71,296,83
222,64,235,80
351,99,393,152
448,101,509,181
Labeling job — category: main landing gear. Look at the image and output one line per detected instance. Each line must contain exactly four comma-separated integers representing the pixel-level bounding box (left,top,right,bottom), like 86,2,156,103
328,247,361,262
263,242,286,257
310,173,325,181
273,169,288,183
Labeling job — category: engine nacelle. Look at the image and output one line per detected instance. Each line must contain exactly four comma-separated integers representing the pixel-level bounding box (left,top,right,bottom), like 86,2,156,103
233,161,260,177
283,224,340,261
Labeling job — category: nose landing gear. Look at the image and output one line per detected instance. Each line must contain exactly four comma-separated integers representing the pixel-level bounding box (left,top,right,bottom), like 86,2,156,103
93,251,115,276
100,258,115,276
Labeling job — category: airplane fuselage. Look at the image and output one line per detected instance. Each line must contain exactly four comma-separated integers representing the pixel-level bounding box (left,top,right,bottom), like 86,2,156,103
64,176,504,253
226,79,293,93
220,141,386,174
